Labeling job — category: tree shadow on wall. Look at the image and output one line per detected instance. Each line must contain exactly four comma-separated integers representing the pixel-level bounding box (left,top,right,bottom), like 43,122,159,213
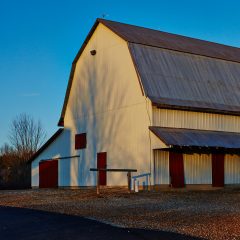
70,46,150,186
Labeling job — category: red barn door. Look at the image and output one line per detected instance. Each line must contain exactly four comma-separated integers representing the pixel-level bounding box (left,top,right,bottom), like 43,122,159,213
39,160,58,188
169,152,185,188
212,154,224,187
97,152,107,185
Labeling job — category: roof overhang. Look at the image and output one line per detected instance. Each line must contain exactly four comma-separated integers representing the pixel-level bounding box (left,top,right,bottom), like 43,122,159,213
58,19,101,126
28,128,64,163
150,96,240,116
150,126,240,153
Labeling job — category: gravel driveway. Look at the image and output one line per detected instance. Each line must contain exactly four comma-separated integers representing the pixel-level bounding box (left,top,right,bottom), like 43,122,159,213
0,187,239,240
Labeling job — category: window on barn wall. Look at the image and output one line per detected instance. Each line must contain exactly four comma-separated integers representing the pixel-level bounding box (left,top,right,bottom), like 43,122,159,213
75,133,87,149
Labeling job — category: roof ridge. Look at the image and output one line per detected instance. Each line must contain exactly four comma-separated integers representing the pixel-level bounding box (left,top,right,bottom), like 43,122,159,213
98,18,240,51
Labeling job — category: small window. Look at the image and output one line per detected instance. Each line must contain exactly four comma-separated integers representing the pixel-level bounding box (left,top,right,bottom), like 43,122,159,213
75,133,87,149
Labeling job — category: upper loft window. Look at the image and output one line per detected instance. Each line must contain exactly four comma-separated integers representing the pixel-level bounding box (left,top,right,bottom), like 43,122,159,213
75,133,87,149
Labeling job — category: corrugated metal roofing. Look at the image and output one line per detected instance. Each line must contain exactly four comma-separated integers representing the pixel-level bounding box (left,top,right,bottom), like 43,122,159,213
129,44,240,114
150,126,240,149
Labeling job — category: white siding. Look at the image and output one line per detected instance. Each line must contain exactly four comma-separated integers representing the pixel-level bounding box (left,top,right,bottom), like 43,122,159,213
154,151,212,185
68,104,152,186
225,154,240,184
31,129,78,187
32,128,97,187
59,156,82,186
32,23,153,187
154,150,169,184
183,154,212,184
153,108,240,132
64,23,153,186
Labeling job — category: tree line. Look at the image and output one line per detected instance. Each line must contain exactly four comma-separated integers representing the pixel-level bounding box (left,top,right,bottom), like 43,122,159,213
0,113,46,189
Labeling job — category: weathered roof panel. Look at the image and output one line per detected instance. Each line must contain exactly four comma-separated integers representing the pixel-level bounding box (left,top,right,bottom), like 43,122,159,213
129,44,240,114
150,126,240,149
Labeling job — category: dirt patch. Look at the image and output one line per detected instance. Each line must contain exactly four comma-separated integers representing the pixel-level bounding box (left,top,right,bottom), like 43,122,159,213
0,188,239,240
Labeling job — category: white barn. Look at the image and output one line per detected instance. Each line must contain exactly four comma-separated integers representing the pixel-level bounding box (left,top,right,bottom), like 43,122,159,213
30,19,240,188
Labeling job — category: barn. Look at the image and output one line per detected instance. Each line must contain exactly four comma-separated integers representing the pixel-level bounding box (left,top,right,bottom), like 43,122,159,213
30,18,240,189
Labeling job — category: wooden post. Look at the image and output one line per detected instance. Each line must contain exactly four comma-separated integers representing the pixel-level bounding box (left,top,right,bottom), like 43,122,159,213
97,170,100,195
90,168,137,195
127,171,131,193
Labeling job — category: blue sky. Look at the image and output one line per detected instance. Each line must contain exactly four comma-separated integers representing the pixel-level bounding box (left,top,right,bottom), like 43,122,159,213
1,0,240,146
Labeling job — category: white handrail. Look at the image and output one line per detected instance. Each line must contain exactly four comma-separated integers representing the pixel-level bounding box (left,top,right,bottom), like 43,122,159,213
132,172,151,192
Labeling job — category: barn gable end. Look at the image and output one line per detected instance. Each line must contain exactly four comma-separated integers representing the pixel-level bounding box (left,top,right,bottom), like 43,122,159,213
64,23,145,127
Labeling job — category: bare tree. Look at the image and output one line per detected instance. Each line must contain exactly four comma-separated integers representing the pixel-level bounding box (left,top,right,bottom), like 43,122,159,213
0,114,46,189
9,113,46,161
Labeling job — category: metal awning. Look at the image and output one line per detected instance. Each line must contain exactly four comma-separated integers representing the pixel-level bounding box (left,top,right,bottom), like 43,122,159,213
150,126,240,150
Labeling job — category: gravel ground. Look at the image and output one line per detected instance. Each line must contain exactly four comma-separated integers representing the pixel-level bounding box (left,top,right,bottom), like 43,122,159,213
0,187,239,240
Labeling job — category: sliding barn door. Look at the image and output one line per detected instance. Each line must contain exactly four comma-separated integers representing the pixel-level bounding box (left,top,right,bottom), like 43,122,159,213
169,152,185,188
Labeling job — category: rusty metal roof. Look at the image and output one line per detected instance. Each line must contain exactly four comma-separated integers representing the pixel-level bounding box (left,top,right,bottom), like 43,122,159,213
150,126,240,149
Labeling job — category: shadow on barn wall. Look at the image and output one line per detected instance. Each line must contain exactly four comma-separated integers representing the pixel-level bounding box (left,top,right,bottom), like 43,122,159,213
69,36,151,187
57,128,72,187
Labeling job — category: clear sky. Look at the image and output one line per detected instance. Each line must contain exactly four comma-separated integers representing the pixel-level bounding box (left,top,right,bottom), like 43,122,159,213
1,0,240,146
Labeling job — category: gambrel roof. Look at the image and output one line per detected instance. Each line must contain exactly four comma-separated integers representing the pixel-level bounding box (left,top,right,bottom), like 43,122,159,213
58,19,240,126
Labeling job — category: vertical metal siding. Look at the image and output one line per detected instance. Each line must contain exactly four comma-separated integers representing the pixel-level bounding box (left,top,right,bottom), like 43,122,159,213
58,156,81,187
183,154,212,184
64,24,151,187
153,108,240,132
154,150,169,184
225,154,240,184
